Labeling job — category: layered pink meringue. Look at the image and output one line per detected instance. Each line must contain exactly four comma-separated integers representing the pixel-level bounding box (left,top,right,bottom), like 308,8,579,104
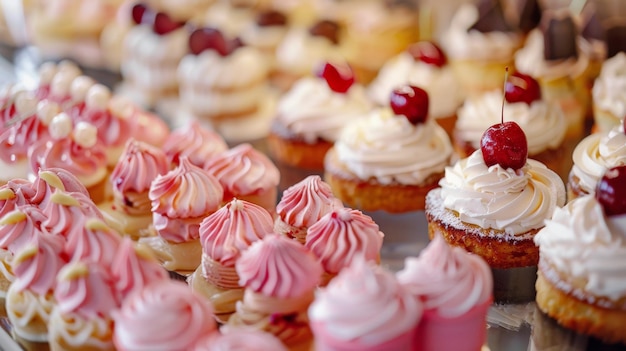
163,120,228,168
28,167,90,207
10,233,66,296
0,206,46,254
41,191,103,239
64,218,122,268
113,280,218,351
275,175,341,243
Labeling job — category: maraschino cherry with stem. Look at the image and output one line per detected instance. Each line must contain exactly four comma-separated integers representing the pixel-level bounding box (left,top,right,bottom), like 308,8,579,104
389,85,429,125
596,165,626,217
480,67,528,170
316,61,355,94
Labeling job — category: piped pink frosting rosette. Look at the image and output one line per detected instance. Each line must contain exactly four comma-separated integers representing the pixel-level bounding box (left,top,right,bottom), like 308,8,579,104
163,120,228,168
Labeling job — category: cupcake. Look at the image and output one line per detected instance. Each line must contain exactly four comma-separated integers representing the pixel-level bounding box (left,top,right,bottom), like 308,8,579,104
193,329,288,351
6,233,67,344
425,120,566,302
139,157,223,273
368,40,464,136
100,139,170,240
441,0,522,95
227,234,323,350
162,120,228,169
48,261,120,351
189,199,274,323
324,85,453,212
40,191,104,241
28,167,91,208
534,165,626,345
113,280,219,351
397,234,493,351
268,61,372,170
568,122,626,200
454,72,568,179
204,143,280,214
309,256,421,351
63,218,122,269
305,207,384,286
591,52,626,134
240,10,289,76
274,175,341,244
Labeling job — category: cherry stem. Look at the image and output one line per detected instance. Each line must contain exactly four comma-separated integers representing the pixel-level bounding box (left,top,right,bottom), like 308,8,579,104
501,66,509,125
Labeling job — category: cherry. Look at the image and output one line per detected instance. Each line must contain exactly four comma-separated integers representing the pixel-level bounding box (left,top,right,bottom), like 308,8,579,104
309,20,340,45
189,28,242,56
505,72,541,105
316,62,354,94
131,3,147,25
389,85,429,125
256,10,287,27
152,12,184,36
595,165,626,217
407,41,447,67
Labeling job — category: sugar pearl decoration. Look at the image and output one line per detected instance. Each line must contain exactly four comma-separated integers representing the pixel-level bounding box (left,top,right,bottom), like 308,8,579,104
108,96,133,119
37,101,61,126
73,122,98,148
14,91,37,116
57,60,81,78
49,113,73,140
38,62,58,85
86,84,111,110
70,76,95,102
51,73,74,97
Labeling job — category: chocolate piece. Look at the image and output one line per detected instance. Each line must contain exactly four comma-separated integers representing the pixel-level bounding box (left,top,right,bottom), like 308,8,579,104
517,0,542,33
541,12,579,61
606,24,626,58
469,0,514,33
256,10,287,27
309,20,340,45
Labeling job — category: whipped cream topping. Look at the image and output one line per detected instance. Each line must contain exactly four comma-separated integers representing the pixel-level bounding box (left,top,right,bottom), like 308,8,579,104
275,77,372,143
439,150,566,236
368,52,463,118
193,329,288,351
204,143,279,197
571,124,626,194
65,218,122,268
276,175,341,230
455,91,567,155
111,139,170,194
306,208,384,275
534,195,626,302
276,27,344,76
111,238,169,300
163,120,228,168
397,234,492,317
592,52,626,118
237,235,322,298
199,199,274,267
309,257,421,345
442,4,521,61
113,280,217,351
11,233,66,296
515,29,589,79
334,108,453,185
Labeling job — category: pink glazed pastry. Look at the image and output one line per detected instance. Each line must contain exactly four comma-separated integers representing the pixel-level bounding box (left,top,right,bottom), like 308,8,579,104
48,261,120,351
305,207,384,286
113,280,218,351
139,157,223,273
396,234,493,351
189,198,274,323
274,175,342,244
309,256,421,351
227,234,323,351
204,143,280,214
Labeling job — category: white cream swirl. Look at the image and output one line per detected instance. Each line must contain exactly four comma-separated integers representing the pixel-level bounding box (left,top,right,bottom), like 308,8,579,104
441,4,521,61
534,195,626,302
334,108,452,185
275,77,372,143
515,29,589,79
368,52,463,118
571,124,626,194
439,150,566,236
592,52,626,118
455,91,566,155
308,257,421,345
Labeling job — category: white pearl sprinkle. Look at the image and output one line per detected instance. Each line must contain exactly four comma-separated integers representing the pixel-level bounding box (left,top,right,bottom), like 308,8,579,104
86,84,111,110
70,76,95,102
49,113,73,140
36,101,61,126
73,121,98,148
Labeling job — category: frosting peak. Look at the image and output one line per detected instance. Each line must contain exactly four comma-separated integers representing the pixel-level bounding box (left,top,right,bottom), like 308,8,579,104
11,233,67,296
111,238,169,300
111,139,170,194
163,121,228,168
276,175,341,230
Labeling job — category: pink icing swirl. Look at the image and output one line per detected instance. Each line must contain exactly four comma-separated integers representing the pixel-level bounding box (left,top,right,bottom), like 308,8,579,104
113,280,218,351
41,191,103,239
111,139,170,194
237,235,322,298
110,238,169,300
199,199,274,266
11,233,67,296
163,120,228,168
396,234,493,318
27,168,90,207
193,329,288,351
28,137,107,184
65,218,122,268
75,104,134,150
276,175,341,229
308,257,422,345
0,206,46,254
0,181,32,222
305,208,384,275
204,144,280,198
132,108,170,147
0,115,49,163
54,261,120,318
